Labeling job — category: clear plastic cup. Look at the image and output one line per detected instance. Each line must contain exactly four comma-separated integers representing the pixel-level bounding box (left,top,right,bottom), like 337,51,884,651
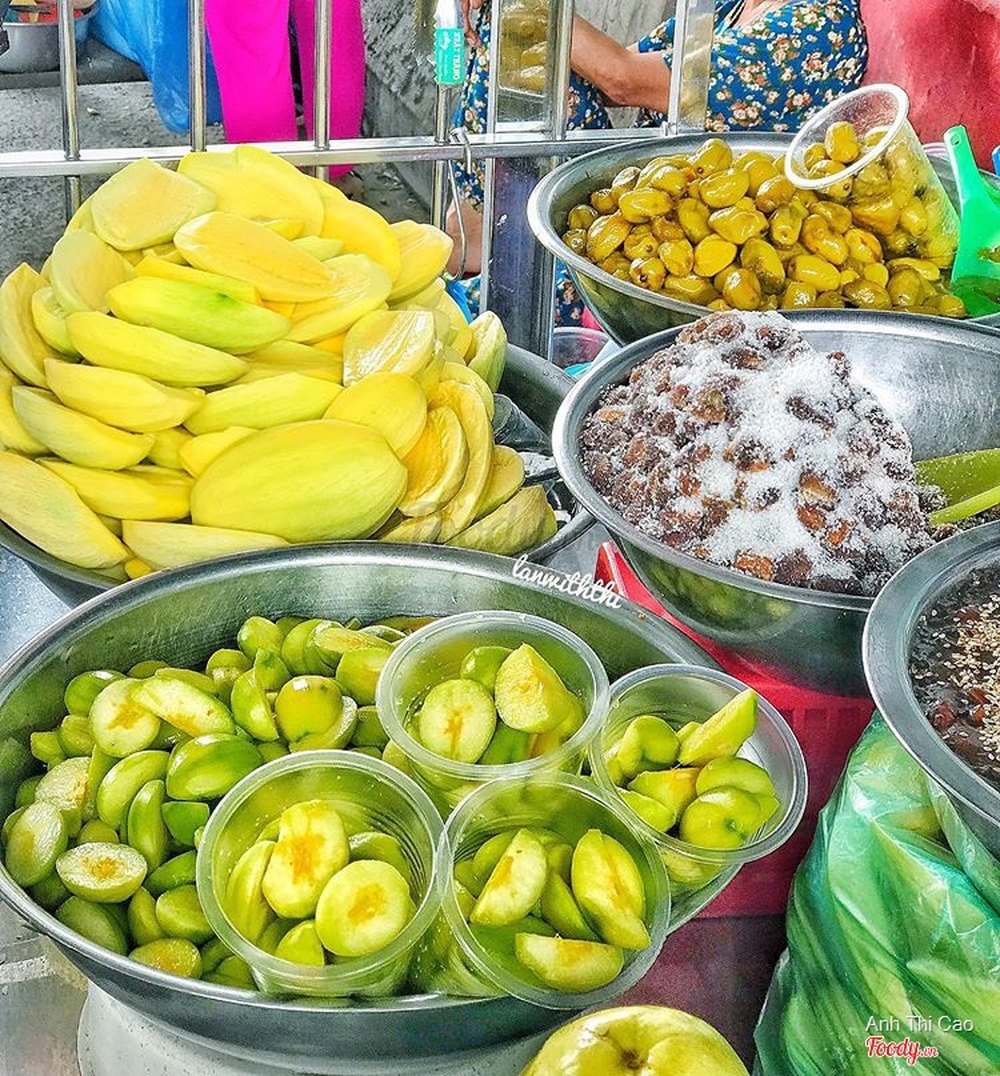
588,665,807,913
785,83,960,267
196,750,443,997
420,771,670,1009
376,611,610,816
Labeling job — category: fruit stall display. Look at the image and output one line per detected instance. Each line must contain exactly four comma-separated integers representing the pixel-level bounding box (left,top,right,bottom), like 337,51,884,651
0,146,562,581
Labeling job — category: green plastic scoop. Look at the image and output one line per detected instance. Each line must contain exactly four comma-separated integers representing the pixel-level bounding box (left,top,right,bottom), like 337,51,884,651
944,125,1000,316
916,447,1000,525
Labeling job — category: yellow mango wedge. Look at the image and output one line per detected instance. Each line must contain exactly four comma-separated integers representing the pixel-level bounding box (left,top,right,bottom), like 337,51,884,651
429,381,493,541
245,340,344,383
387,221,453,302
38,460,192,521
0,451,128,568
323,372,427,457
178,146,325,237
399,405,469,517
0,264,60,386
0,367,46,455
90,158,217,251
310,178,402,282
147,428,193,470
48,231,135,314
135,257,260,304
30,286,78,356
341,308,436,385
174,212,334,303
122,520,289,570
286,254,392,343
184,373,342,435
178,426,256,477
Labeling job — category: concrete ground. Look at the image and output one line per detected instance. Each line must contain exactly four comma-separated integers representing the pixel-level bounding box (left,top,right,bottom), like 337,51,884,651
0,41,425,281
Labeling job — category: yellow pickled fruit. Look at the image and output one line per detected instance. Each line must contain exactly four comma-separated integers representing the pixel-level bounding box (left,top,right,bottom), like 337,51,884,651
387,220,453,302
887,267,923,308
12,388,155,470
899,197,928,237
589,188,617,214
936,293,968,318
815,290,846,308
476,444,525,519
30,287,77,356
775,242,807,266
48,231,136,314
447,484,553,556
122,520,288,570
287,254,392,343
107,278,290,355
441,361,494,420
0,264,60,386
562,228,586,257
134,256,260,304
44,357,204,433
190,419,407,541
862,262,890,288
651,217,685,243
693,235,737,278
0,451,128,568
740,238,785,293
845,228,882,265
147,428,191,471
841,279,892,310
90,158,217,251
628,257,666,291
754,175,794,214
886,257,940,281
769,204,805,247
662,275,718,306
743,158,779,198
717,267,763,311
690,137,732,177
377,512,442,544
802,142,828,171
178,145,324,236
883,228,917,257
824,120,861,164
38,460,192,521
801,217,849,266
811,201,853,234
850,195,900,236
324,372,427,457
852,160,891,200
585,213,631,262
676,199,712,244
309,178,402,281
185,373,342,435
178,426,256,477
780,281,818,308
567,204,599,231
610,166,640,201
698,168,749,209
174,212,334,303
789,254,841,293
399,405,469,517
341,308,436,385
623,228,659,262
708,205,768,246
427,381,493,542
0,369,47,455
646,165,689,199
658,238,694,278
807,159,853,201
617,188,673,224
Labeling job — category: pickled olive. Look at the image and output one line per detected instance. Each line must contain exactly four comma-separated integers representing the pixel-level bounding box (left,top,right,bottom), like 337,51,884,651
811,201,853,234
718,268,763,311
590,187,617,214
845,228,883,264
709,205,768,246
807,160,853,201
690,137,732,177
887,268,923,308
646,165,689,198
851,196,900,236
802,142,827,172
899,196,928,237
562,229,588,256
677,198,712,243
769,205,804,247
629,257,667,291
611,166,640,201
618,188,673,224
884,228,917,256
567,204,598,231
740,238,785,292
586,213,631,261
789,254,841,293
780,281,818,308
824,120,861,164
692,235,737,277
651,216,685,243
662,275,719,306
862,262,890,287
658,238,695,277
841,279,892,310
886,257,940,281
852,161,892,200
755,175,794,214
623,227,660,261
698,168,749,209
937,293,968,318
815,290,846,308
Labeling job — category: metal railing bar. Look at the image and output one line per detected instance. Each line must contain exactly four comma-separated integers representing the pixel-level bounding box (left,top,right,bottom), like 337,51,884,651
187,0,207,151
0,127,671,179
55,0,81,213
312,0,332,180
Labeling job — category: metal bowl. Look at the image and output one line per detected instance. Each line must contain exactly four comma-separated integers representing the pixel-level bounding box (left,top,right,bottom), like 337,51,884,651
552,310,1000,696
864,521,1000,856
2,343,593,606
0,4,96,74
0,544,727,1065
526,134,1000,345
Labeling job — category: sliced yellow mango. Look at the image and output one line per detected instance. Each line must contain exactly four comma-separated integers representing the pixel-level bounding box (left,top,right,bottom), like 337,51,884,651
341,308,436,385
310,178,402,282
388,221,453,302
324,372,427,457
122,520,288,570
48,231,136,314
135,257,259,304
286,254,392,342
0,264,60,386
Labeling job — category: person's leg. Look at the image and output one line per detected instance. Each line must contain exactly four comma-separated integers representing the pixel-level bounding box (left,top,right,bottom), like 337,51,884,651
293,0,366,178
205,0,298,142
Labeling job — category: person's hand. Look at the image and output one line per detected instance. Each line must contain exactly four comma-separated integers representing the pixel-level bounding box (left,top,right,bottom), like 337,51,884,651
460,0,483,48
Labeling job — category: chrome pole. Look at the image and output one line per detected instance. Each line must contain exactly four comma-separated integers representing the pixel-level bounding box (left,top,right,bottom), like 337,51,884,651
187,0,207,150
666,0,715,134
313,0,333,181
55,0,81,216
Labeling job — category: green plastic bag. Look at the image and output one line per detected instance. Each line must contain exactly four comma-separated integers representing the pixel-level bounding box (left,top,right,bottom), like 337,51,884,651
755,716,1000,1075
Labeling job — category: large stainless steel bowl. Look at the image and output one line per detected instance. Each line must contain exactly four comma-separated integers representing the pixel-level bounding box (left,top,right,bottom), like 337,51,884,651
0,343,592,607
864,521,1000,856
527,134,1000,344
0,544,726,1066
552,310,1000,696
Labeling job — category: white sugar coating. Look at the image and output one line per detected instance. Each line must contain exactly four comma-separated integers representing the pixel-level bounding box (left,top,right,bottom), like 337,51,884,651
578,310,935,596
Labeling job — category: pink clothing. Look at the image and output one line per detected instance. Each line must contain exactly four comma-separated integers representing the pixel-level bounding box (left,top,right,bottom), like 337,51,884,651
205,0,364,177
